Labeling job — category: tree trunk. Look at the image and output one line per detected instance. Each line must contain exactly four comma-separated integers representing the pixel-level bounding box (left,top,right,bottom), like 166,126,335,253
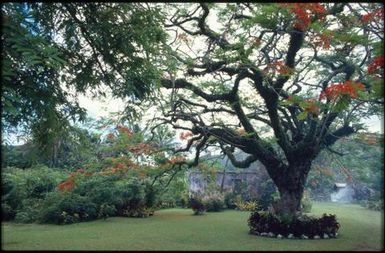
271,162,311,220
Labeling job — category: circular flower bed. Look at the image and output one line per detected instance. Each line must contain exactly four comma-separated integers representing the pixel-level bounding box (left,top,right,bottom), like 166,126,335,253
248,211,340,239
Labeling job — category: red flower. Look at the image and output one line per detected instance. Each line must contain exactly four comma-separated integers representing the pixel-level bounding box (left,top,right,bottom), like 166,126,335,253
116,125,133,136
320,81,365,101
312,32,333,50
281,3,326,31
169,156,186,164
116,163,125,169
266,60,292,75
58,178,76,191
304,99,320,115
361,8,384,23
368,56,384,74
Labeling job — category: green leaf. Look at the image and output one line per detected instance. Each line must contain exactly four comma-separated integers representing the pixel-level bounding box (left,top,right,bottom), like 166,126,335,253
297,111,308,121
332,97,350,112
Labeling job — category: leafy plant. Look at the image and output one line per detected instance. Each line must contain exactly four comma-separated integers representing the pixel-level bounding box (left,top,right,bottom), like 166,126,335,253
189,195,205,215
98,203,117,220
248,211,340,238
235,200,259,212
204,198,225,212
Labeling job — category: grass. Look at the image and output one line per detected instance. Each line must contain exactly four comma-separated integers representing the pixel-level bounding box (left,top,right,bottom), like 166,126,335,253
1,202,384,251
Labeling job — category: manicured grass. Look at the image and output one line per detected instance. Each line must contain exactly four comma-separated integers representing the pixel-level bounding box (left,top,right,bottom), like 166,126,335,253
2,202,383,251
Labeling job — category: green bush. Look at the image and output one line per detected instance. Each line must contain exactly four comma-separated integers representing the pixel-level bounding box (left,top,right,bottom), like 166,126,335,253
365,199,383,211
2,165,159,224
224,192,239,209
14,199,43,223
1,166,66,222
39,192,97,224
204,198,225,212
98,203,117,220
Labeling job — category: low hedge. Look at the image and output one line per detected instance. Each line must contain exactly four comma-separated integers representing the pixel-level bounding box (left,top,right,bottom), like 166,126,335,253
248,211,340,239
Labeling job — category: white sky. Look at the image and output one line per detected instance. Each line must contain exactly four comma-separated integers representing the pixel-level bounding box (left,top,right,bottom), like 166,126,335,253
76,94,383,133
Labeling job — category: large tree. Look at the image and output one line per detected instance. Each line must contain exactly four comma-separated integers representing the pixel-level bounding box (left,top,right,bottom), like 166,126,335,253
155,3,383,218
3,3,383,219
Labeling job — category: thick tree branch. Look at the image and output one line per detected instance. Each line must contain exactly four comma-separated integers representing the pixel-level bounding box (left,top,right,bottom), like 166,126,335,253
220,143,258,168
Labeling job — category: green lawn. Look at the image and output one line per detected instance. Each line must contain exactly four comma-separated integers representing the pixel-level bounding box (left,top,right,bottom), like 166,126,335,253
2,202,384,251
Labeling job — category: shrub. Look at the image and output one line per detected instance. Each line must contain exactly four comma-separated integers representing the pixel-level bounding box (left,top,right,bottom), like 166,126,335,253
98,203,117,220
224,192,238,209
204,198,225,212
39,192,97,224
1,203,15,221
1,166,66,222
123,206,154,218
318,213,340,235
14,199,43,223
176,192,189,208
2,166,65,203
203,191,225,212
248,211,340,238
189,195,205,215
235,200,259,212
364,199,384,211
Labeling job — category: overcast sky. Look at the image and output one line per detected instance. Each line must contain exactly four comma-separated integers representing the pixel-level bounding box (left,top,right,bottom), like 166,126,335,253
76,93,384,132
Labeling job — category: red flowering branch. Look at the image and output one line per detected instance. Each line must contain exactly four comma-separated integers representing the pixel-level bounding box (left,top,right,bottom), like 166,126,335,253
320,81,365,101
281,3,326,31
264,60,293,76
361,8,384,23
312,32,333,50
116,125,133,137
368,56,384,75
303,99,320,116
